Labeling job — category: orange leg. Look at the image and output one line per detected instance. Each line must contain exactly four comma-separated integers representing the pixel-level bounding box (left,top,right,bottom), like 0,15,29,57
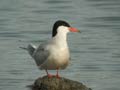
45,69,52,78
56,68,60,78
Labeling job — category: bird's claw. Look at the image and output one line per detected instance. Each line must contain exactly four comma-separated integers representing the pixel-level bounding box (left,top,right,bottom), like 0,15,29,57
47,74,53,78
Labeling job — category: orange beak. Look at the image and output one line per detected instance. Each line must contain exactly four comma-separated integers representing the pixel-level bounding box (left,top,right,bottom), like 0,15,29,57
69,27,80,33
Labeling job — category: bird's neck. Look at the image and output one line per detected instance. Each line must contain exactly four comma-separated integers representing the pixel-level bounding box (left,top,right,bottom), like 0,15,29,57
53,32,68,49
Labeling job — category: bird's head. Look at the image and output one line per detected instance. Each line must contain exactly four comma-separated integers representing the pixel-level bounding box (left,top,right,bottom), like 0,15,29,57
52,20,80,37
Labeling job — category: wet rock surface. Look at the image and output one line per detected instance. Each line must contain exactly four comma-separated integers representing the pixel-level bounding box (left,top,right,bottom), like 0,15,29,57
31,76,92,90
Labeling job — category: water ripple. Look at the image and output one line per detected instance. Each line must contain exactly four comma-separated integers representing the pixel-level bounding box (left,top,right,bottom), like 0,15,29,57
33,9,62,14
44,0,71,4
0,32,25,38
86,16,120,22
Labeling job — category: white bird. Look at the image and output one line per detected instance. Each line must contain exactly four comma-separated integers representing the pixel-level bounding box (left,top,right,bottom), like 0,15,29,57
22,20,80,78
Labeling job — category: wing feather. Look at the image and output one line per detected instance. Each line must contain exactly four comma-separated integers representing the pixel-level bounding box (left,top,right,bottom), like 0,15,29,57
32,43,50,66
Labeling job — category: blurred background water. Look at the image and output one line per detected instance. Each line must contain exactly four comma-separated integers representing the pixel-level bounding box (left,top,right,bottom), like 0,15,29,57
0,0,120,90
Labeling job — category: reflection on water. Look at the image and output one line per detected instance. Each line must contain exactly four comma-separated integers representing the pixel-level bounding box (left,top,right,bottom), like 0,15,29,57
0,0,120,90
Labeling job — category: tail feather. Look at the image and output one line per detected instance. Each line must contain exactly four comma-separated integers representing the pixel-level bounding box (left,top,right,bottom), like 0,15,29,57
20,44,36,57
19,46,27,50
27,44,36,56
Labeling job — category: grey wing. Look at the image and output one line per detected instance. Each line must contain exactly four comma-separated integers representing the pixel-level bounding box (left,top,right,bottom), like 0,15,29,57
27,44,37,56
32,45,49,66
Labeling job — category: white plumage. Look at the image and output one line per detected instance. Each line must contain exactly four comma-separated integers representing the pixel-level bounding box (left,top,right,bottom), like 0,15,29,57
22,20,80,78
29,26,70,70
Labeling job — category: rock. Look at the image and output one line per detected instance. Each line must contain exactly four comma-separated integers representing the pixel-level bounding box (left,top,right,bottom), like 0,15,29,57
31,76,92,90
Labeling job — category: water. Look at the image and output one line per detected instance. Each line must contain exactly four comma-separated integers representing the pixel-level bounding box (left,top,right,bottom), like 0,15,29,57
0,0,120,90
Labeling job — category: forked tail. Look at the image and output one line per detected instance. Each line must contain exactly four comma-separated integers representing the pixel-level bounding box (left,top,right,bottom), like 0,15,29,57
20,44,36,57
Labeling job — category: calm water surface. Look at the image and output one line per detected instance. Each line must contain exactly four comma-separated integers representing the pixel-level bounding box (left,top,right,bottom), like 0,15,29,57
0,0,120,90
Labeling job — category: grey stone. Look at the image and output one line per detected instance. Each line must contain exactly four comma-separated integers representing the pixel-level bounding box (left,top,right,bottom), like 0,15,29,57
31,76,92,90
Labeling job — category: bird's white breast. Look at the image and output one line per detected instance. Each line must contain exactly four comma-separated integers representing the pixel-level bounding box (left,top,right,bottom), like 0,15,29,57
39,26,70,70
40,45,70,70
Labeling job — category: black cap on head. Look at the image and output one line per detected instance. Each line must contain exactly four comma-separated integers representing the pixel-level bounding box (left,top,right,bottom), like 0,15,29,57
52,20,70,37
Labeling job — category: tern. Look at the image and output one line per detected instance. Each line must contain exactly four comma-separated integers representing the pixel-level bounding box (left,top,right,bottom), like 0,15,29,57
21,20,80,78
